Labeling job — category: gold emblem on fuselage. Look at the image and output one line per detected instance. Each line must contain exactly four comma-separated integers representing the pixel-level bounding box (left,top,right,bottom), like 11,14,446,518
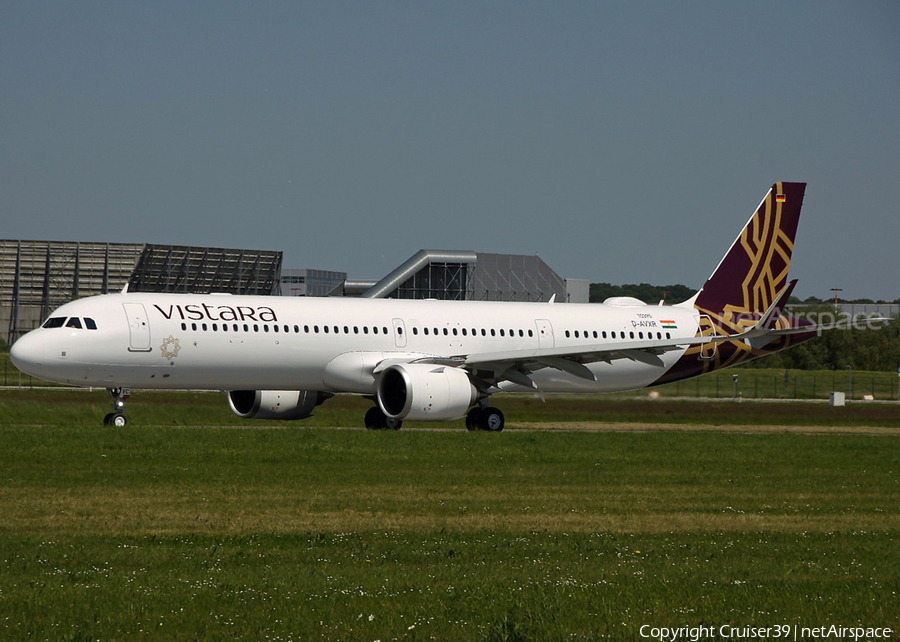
160,335,181,359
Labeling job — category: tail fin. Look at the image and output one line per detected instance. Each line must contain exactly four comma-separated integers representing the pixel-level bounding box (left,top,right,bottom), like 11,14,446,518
685,181,806,322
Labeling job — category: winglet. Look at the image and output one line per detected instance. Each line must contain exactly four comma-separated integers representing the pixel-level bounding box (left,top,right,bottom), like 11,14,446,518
758,278,798,331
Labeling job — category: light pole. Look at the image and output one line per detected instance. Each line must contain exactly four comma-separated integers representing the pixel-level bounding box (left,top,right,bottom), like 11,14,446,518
846,365,853,402
830,287,843,312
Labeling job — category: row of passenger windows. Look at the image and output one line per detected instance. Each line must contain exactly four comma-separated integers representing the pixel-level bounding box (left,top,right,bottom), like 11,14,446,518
564,329,672,341
180,322,392,335
43,316,98,330
178,322,537,337
177,322,671,342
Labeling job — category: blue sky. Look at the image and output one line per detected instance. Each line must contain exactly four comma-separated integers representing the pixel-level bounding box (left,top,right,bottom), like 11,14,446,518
2,1,898,299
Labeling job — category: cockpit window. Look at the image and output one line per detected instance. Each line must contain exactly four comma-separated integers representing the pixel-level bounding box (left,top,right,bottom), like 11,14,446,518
43,316,98,330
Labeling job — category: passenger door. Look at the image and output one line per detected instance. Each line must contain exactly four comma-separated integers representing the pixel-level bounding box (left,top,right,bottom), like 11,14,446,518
123,303,152,352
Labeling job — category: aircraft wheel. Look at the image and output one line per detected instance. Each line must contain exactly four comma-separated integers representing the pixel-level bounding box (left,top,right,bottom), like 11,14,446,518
365,406,387,430
385,416,403,430
465,407,482,431
104,412,126,427
479,407,504,432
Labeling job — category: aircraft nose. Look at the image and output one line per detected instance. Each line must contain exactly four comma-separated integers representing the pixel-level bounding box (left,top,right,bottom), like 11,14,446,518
9,330,50,376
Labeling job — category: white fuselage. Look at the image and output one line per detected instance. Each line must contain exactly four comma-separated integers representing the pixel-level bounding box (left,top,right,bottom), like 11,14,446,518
11,293,699,394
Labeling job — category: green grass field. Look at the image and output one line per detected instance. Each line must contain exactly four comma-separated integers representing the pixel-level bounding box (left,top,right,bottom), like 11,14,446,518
0,390,898,641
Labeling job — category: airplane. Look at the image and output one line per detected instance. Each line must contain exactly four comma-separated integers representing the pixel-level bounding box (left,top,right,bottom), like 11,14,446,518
10,182,852,430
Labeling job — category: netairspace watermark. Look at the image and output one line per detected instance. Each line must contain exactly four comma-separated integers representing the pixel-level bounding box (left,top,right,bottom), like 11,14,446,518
722,311,892,335
639,624,893,642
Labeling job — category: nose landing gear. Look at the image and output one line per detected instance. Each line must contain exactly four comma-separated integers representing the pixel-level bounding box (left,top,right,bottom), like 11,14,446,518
103,387,130,426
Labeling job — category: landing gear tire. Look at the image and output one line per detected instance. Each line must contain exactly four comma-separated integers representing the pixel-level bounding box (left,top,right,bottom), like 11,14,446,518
480,406,505,432
365,406,402,430
466,406,504,431
466,407,482,431
103,412,127,427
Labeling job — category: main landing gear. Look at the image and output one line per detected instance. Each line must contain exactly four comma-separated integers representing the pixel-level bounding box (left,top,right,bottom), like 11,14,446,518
364,406,403,430
465,405,505,432
364,404,505,431
103,387,130,426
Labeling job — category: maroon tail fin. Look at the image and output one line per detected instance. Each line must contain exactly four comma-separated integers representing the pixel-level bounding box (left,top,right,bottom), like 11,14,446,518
688,181,806,319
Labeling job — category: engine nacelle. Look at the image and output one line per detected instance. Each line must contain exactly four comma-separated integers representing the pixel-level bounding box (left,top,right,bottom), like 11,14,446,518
377,363,477,421
227,390,329,420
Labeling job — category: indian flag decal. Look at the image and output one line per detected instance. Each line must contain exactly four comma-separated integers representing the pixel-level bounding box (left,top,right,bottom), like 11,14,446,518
660,319,677,329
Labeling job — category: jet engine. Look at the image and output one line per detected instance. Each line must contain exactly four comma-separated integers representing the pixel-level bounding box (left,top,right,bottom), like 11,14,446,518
377,363,477,421
227,390,330,420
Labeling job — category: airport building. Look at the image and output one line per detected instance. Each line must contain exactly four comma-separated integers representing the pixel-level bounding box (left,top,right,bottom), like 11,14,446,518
1,239,585,345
